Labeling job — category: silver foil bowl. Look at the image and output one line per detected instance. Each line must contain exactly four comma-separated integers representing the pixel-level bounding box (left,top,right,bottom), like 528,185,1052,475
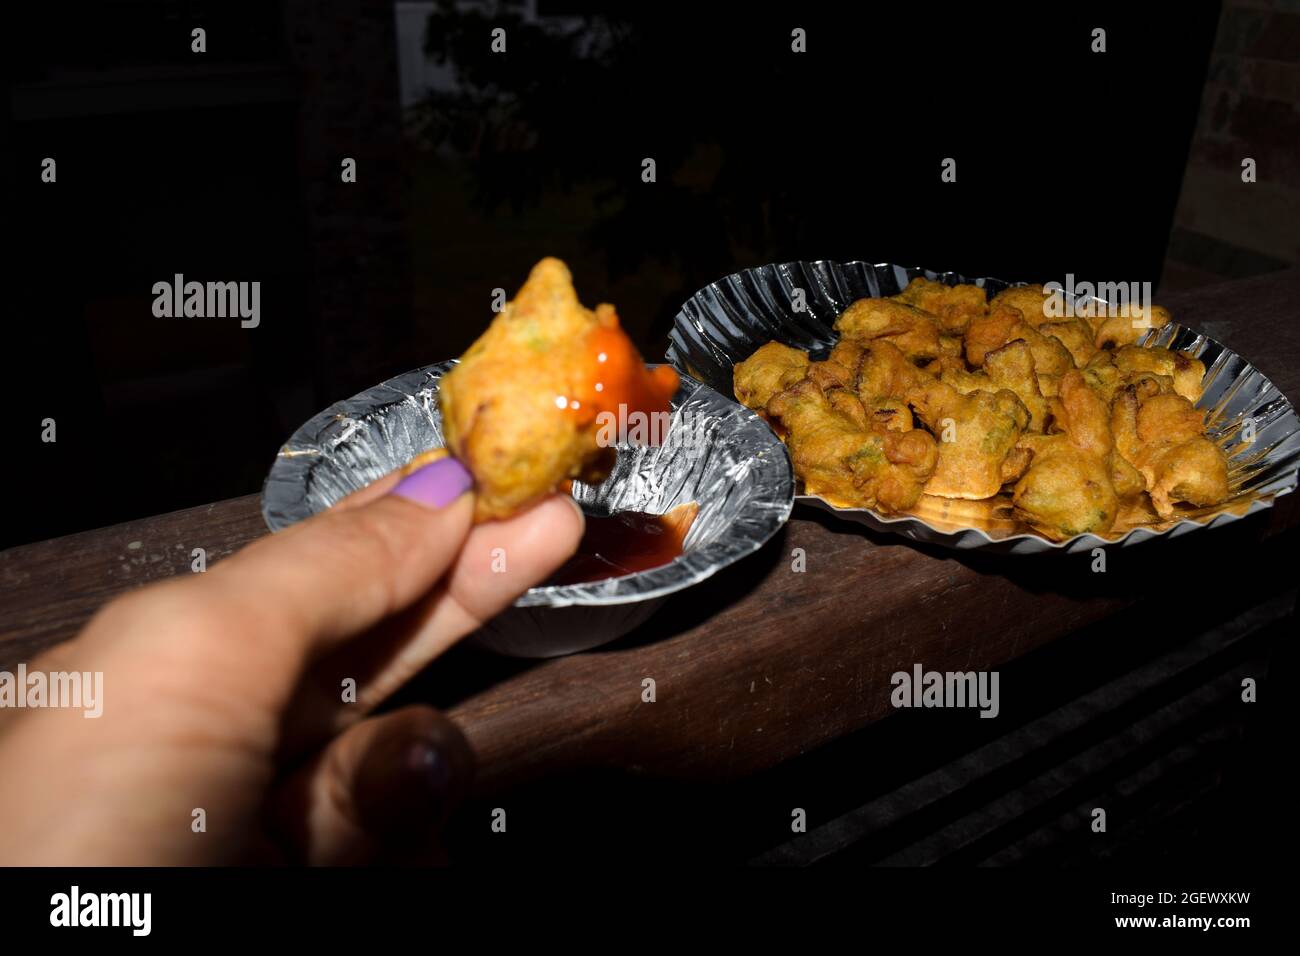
261,362,794,656
668,260,1300,555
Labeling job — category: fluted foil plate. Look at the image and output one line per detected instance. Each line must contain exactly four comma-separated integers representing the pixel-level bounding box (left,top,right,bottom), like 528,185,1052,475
261,362,793,655
668,261,1300,555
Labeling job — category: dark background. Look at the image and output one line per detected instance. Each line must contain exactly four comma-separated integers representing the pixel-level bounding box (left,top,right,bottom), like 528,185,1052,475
10,0,1281,549
2,0,1295,875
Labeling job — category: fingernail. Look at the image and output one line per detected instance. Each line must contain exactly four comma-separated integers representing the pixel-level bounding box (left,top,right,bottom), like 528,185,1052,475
562,493,587,528
353,737,456,839
406,740,453,799
390,455,473,509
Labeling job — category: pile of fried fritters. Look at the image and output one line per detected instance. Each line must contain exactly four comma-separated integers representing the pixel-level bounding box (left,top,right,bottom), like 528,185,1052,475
732,278,1231,540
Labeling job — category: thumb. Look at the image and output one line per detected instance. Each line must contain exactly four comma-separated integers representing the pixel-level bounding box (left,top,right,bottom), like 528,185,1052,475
275,705,474,865
208,455,476,663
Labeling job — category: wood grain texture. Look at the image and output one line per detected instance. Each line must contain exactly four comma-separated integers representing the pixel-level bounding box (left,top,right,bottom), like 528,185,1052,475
3,268,1298,793
0,498,266,670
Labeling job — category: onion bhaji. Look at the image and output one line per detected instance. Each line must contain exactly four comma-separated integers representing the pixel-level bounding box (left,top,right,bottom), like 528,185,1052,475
1039,318,1099,368
891,277,989,335
1112,382,1229,517
1012,370,1143,538
733,341,810,410
439,257,678,521
1092,303,1171,349
1012,436,1119,539
765,378,938,512
1113,344,1206,402
910,381,1031,499
731,276,1232,540
965,305,1074,382
833,298,943,361
989,284,1066,328
940,339,1049,432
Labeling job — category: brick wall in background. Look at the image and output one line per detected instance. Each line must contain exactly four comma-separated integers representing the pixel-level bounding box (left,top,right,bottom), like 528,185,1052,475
1163,0,1300,292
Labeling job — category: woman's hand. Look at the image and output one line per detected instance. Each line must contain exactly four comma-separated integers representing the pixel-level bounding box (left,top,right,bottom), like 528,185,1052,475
0,456,584,865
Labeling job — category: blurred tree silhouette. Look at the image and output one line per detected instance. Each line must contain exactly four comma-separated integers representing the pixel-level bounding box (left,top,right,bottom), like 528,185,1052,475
410,3,1219,336
411,3,805,312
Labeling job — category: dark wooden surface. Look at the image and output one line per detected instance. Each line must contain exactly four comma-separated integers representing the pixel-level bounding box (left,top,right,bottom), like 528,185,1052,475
3,268,1298,799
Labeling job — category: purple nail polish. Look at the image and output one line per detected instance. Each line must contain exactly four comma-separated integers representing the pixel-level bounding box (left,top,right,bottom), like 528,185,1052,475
390,455,473,509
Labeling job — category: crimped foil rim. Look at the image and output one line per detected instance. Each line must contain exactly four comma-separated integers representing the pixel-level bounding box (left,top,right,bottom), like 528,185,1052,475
668,260,1300,555
261,363,795,607
795,488,1289,555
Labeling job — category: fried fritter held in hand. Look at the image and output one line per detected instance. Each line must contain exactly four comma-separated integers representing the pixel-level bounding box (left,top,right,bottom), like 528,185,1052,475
438,258,679,521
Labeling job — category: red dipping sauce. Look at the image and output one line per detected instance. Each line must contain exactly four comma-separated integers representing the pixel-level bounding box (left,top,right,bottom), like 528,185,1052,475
548,502,699,585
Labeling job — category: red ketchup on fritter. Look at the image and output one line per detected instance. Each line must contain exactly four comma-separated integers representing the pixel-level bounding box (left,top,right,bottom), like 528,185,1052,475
557,311,679,440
